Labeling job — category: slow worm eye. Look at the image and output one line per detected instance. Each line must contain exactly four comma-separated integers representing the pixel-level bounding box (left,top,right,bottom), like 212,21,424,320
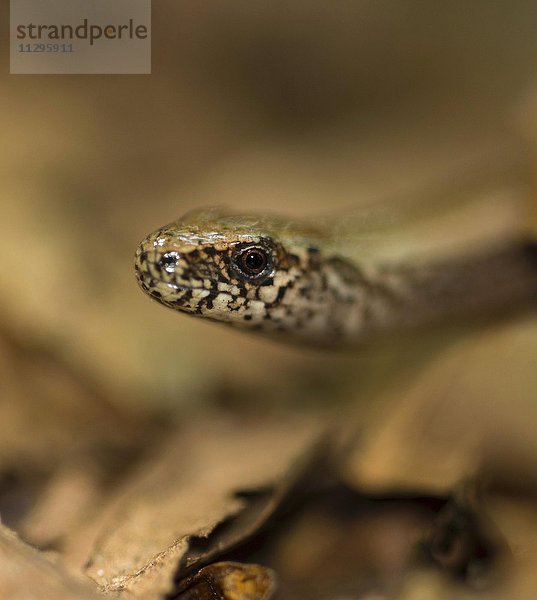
232,245,273,281
241,248,267,273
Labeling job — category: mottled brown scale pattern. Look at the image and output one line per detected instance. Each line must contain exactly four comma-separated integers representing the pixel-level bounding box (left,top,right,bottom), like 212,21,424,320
134,209,537,347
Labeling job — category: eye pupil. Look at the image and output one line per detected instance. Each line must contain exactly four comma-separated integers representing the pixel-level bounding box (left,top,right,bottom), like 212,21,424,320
232,245,273,280
243,250,266,272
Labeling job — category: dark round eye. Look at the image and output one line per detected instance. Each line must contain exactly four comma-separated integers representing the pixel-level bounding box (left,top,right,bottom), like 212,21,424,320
158,251,179,272
232,245,273,280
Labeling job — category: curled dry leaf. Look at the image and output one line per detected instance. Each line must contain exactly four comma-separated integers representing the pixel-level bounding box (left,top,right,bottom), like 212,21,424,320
174,561,276,600
0,522,102,600
345,316,537,495
0,325,163,550
343,316,537,598
85,414,327,599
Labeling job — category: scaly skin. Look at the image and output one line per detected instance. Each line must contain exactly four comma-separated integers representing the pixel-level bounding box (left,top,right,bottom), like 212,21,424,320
134,208,537,347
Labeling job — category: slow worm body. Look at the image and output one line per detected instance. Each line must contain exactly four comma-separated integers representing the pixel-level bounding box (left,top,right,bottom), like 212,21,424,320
134,183,537,347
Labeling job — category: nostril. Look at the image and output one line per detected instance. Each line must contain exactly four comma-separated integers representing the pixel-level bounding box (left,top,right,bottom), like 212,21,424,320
158,251,179,273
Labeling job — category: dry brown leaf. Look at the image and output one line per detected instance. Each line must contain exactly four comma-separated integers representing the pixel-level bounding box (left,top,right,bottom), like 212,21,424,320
0,521,102,600
84,414,327,599
0,326,163,546
341,316,537,599
345,315,537,495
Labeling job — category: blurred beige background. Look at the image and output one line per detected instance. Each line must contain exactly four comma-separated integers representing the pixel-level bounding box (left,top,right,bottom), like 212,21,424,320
2,1,537,411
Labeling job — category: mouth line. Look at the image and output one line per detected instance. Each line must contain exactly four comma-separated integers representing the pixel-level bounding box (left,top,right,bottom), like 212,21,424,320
145,278,233,302
136,269,200,294
136,267,243,305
